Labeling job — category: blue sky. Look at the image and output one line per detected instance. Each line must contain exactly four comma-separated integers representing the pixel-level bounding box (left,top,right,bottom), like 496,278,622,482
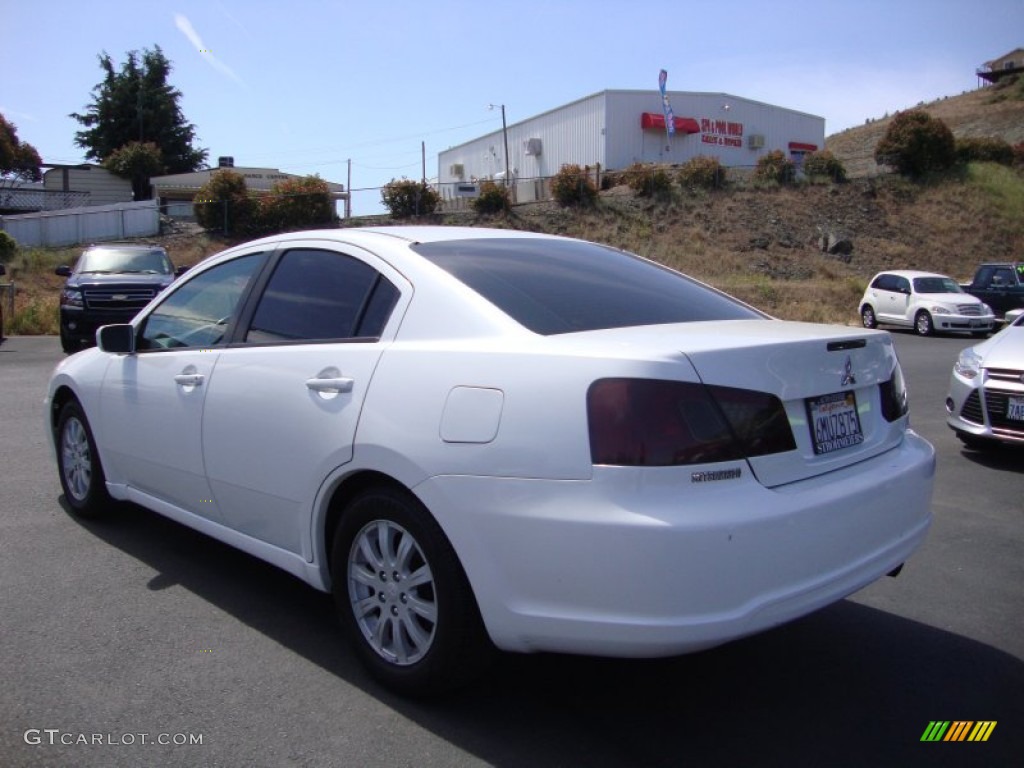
3,0,1022,214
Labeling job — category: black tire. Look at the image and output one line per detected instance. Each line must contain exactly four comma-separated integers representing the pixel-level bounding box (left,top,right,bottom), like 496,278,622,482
331,487,493,696
56,400,112,518
861,305,878,329
60,330,79,355
914,311,933,337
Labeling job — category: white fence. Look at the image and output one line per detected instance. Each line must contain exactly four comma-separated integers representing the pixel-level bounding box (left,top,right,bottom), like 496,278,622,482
0,200,160,248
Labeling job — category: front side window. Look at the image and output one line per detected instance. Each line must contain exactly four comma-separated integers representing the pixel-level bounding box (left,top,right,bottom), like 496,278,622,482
245,248,397,343
913,277,962,294
139,253,263,350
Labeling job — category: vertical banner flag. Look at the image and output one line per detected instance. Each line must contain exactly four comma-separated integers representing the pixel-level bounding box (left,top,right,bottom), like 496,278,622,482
658,69,675,147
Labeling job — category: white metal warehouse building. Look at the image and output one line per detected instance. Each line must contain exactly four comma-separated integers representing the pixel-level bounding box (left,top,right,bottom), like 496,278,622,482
438,89,824,201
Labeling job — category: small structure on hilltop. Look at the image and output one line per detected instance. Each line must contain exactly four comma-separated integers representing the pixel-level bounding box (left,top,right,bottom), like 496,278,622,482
977,47,1024,84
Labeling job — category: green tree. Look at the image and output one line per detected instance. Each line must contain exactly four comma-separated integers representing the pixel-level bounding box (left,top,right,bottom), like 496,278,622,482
874,109,955,178
955,136,1014,165
194,169,255,235
753,150,796,184
801,150,847,182
262,175,335,231
472,181,511,214
0,114,43,185
70,46,207,196
103,141,164,201
550,164,597,207
381,178,440,217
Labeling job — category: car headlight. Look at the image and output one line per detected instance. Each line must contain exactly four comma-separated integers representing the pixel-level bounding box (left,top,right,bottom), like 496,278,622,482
930,305,952,315
954,348,983,379
60,288,84,308
981,303,993,316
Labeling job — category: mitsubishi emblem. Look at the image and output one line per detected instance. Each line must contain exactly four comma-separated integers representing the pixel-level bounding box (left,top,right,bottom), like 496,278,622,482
841,355,857,387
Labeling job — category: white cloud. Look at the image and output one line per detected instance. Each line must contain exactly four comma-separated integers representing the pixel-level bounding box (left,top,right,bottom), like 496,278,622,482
173,13,245,87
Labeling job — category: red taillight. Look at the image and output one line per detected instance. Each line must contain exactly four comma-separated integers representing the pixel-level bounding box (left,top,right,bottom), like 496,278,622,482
587,378,795,467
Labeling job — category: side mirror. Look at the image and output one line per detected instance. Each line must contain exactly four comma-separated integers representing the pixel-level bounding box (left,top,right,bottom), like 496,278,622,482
97,324,136,355
175,265,190,277
55,265,72,277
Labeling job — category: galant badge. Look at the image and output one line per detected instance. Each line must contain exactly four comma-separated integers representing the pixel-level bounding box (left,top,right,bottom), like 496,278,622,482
841,355,857,387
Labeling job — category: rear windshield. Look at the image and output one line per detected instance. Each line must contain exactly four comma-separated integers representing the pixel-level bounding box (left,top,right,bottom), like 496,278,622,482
412,238,762,335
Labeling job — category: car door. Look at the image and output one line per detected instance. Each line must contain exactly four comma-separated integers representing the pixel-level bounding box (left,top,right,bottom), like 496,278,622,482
871,274,899,324
894,275,913,324
201,244,405,558
98,251,266,518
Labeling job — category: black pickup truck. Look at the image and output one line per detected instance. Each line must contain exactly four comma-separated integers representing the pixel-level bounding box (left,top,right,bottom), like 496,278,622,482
961,262,1024,322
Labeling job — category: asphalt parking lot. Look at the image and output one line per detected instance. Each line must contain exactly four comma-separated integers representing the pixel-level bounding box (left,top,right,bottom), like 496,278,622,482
1,332,1021,767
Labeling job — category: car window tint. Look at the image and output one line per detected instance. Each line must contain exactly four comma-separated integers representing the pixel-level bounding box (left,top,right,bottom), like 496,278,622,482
993,268,1014,285
871,274,892,290
139,253,263,350
413,238,762,335
913,277,961,294
354,277,400,338
246,248,388,343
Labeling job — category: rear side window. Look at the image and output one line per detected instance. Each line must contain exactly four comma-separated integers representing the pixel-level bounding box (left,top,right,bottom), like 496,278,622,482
245,248,397,343
413,238,762,335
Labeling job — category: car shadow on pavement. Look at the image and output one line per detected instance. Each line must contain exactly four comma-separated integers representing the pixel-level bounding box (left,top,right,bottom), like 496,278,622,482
64,498,1023,768
957,444,1024,473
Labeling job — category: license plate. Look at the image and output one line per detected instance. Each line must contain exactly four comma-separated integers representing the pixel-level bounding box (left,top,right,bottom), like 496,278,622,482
1008,397,1024,422
806,391,864,455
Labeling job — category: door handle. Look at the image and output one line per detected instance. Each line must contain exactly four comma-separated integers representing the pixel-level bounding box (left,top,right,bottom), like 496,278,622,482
305,377,354,394
174,373,205,387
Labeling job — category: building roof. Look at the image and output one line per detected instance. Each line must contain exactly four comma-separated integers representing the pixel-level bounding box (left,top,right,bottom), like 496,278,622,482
151,166,346,197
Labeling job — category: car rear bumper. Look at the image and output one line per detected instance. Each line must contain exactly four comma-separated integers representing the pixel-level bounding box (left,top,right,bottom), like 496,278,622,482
415,431,935,656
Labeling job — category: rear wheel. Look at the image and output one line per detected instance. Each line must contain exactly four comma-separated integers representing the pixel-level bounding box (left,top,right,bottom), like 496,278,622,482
331,487,493,696
914,311,933,336
56,400,112,517
860,305,878,329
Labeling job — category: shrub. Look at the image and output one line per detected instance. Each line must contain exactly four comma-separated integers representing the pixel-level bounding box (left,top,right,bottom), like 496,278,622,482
381,178,440,217
753,150,796,184
874,109,956,178
0,230,17,260
550,164,597,207
801,150,847,182
263,175,334,231
194,169,256,235
955,137,1014,166
472,181,510,214
622,162,673,198
677,156,726,190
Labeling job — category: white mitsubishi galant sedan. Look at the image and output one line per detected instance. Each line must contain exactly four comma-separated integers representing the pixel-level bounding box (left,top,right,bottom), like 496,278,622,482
46,227,935,694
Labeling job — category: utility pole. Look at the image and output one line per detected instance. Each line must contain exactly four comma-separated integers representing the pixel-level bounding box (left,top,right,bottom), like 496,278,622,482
488,104,510,187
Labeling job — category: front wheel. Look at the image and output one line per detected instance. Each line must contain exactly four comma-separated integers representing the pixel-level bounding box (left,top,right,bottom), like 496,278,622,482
914,311,934,336
331,487,493,696
60,330,79,355
861,305,878,329
56,400,112,517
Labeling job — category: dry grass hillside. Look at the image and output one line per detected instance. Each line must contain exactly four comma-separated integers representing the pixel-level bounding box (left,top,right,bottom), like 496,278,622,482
4,79,1024,335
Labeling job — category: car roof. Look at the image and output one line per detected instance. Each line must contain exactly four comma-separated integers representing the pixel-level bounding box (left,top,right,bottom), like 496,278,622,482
873,270,953,280
82,243,168,253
